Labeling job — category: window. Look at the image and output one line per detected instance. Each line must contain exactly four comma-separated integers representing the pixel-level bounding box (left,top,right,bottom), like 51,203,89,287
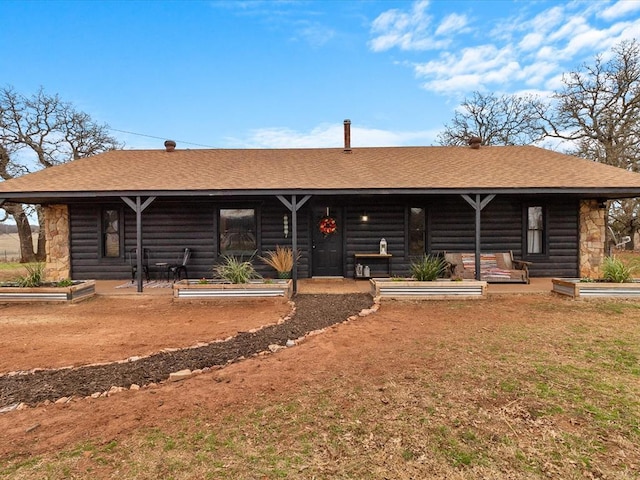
102,209,121,258
219,208,257,255
409,207,426,256
527,206,544,254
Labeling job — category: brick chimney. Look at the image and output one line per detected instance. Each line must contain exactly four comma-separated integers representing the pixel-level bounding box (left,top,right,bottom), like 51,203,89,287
468,136,481,149
164,140,176,152
343,119,352,153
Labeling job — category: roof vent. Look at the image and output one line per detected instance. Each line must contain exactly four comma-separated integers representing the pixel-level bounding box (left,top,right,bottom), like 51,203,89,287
343,119,352,153
164,140,176,152
468,136,481,149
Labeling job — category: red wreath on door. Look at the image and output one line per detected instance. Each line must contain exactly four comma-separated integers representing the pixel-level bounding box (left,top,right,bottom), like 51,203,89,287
319,216,337,236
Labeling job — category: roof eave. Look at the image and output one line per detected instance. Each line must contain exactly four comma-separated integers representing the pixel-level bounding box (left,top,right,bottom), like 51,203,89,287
3,186,640,204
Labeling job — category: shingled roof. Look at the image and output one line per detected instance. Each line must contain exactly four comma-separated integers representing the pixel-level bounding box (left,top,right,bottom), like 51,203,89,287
2,145,640,203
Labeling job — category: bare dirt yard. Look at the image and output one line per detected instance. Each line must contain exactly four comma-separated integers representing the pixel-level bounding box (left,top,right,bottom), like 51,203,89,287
1,292,639,479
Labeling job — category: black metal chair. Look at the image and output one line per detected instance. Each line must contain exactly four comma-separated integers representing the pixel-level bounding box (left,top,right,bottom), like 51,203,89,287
129,248,150,283
168,248,191,282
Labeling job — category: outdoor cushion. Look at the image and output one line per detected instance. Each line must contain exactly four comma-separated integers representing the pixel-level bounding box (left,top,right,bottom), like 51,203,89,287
444,251,530,284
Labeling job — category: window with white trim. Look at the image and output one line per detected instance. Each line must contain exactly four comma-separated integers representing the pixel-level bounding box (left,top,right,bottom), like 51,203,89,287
527,206,544,254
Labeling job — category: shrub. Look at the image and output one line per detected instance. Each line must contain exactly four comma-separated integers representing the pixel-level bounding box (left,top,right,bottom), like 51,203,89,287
602,255,638,283
214,255,261,284
409,254,447,281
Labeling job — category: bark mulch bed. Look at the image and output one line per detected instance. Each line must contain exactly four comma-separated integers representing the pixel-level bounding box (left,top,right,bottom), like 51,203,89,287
0,294,372,408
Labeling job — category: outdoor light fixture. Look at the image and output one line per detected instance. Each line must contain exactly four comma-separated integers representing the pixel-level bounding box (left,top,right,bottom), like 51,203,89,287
361,211,369,222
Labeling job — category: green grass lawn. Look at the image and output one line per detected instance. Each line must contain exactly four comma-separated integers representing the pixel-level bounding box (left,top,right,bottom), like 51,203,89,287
0,262,36,282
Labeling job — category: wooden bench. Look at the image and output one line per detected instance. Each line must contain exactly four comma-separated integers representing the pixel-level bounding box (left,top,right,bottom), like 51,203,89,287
444,251,531,284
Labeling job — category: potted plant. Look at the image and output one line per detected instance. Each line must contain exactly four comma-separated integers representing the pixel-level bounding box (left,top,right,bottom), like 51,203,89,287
259,246,300,279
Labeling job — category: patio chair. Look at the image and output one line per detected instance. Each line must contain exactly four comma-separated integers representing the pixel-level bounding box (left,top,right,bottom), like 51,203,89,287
608,226,631,249
168,248,191,282
129,248,150,283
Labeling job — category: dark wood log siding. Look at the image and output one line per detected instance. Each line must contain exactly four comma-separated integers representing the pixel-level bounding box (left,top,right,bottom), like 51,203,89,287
68,199,312,280
525,198,579,277
427,195,579,278
257,199,310,279
124,201,217,279
70,201,217,280
345,202,406,277
68,195,579,280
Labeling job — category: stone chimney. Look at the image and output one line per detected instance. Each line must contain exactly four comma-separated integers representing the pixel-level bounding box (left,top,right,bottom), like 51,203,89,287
164,140,176,152
343,119,352,153
468,136,482,149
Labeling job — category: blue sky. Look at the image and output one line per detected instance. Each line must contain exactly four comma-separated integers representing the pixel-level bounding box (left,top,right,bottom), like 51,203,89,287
2,0,639,150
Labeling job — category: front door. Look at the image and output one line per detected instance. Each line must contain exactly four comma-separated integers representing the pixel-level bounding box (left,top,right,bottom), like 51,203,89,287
312,206,343,277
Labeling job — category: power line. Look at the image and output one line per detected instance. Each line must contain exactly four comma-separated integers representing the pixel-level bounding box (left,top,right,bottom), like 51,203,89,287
109,128,219,149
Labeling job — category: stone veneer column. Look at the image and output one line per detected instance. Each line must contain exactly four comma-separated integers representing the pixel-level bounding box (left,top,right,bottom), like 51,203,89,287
44,204,71,281
579,199,606,278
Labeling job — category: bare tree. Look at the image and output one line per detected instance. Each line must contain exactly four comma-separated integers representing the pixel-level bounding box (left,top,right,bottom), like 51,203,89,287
539,40,640,249
0,86,122,261
437,91,545,146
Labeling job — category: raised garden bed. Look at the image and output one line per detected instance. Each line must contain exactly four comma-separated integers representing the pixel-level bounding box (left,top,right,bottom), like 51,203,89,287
371,278,487,300
173,279,293,300
552,278,640,299
0,280,96,303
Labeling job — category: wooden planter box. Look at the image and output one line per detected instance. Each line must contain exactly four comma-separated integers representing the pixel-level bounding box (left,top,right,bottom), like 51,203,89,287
552,278,640,298
173,279,293,300
0,280,96,303
371,278,487,300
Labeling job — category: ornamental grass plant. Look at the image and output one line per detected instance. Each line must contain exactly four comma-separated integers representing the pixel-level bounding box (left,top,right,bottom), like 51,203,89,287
259,246,300,279
601,255,639,283
15,262,45,287
409,254,447,281
214,255,261,284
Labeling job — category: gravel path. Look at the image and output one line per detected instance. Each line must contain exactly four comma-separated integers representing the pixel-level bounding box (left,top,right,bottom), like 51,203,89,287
0,294,373,407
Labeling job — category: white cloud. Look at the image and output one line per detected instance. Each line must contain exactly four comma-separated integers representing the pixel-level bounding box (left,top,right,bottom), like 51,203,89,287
599,0,640,20
414,44,523,93
544,72,566,91
372,0,640,97
530,5,566,33
435,13,469,36
223,123,438,148
423,74,484,94
547,15,589,45
518,32,546,52
369,0,442,51
520,61,559,87
292,21,336,47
